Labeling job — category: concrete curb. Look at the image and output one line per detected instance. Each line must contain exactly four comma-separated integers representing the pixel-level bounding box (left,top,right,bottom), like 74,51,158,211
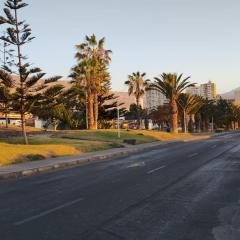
0,135,212,180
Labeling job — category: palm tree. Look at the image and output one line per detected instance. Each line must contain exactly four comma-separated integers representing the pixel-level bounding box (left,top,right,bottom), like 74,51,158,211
70,62,95,129
198,99,215,132
149,73,195,133
72,35,112,130
125,72,149,129
178,93,203,133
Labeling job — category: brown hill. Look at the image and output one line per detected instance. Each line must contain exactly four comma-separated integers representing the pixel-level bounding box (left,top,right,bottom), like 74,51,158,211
112,91,136,110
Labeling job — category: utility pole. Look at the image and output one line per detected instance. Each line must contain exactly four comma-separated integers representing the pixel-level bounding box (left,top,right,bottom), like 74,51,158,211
211,116,214,132
117,103,120,138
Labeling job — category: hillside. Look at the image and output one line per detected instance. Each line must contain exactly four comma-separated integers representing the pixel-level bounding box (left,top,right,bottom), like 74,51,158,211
221,87,240,99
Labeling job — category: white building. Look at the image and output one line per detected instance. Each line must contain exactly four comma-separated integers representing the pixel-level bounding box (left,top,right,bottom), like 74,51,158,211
200,81,216,99
143,89,168,111
186,86,200,96
186,81,216,100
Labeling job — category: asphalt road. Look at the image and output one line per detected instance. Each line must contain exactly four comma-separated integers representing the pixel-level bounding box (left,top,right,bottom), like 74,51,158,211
1,133,240,240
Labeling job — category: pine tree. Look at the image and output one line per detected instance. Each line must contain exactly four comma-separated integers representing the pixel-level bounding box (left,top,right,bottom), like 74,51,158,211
0,0,61,143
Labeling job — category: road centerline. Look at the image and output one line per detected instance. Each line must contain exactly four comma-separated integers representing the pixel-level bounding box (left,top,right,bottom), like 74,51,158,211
147,165,166,174
14,197,84,226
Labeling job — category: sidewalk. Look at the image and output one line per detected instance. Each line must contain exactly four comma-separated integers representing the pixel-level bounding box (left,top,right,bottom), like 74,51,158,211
0,135,211,180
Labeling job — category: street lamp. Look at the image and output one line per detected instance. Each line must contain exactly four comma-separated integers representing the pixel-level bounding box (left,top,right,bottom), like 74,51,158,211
117,102,120,138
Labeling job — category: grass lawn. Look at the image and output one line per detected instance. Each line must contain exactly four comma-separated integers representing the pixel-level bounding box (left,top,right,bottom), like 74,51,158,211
57,129,203,143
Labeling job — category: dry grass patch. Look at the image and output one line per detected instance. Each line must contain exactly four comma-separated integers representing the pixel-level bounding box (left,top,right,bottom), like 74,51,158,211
0,143,80,166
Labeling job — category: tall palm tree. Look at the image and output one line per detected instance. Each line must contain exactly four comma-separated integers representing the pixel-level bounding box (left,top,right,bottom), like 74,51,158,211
178,93,203,133
72,35,112,130
70,61,95,130
125,72,149,129
149,73,195,133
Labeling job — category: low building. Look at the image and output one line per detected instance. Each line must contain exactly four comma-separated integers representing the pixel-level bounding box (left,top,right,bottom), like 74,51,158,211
0,112,22,126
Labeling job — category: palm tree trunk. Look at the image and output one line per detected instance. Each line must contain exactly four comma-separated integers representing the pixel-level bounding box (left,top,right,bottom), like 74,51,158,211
188,114,194,133
196,113,201,133
85,92,89,129
170,98,178,133
93,92,98,130
136,97,140,129
5,112,8,128
88,92,94,130
183,109,187,133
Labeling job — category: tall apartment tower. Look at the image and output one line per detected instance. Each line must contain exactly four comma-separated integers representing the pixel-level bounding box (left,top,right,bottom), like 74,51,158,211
200,81,216,99
143,89,168,111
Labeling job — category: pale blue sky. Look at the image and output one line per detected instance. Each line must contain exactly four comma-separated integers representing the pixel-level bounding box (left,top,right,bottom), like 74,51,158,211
1,0,240,93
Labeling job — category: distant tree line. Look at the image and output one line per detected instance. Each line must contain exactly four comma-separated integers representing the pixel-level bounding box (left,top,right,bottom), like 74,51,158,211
125,72,240,133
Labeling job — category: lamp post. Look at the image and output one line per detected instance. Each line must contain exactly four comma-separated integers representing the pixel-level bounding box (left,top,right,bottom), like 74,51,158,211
117,103,120,138
211,116,214,132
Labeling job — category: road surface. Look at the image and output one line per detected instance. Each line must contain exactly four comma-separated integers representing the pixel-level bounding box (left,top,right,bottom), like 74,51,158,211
1,133,240,240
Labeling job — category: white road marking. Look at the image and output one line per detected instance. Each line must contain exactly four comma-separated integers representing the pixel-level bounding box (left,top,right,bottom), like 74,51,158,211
223,135,233,139
211,145,217,149
126,161,145,168
230,145,240,153
188,153,199,158
14,198,83,226
147,165,166,174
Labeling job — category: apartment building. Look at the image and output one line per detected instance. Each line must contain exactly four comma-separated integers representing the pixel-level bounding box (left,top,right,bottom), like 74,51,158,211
186,81,216,100
200,81,216,99
143,89,168,111
186,86,200,96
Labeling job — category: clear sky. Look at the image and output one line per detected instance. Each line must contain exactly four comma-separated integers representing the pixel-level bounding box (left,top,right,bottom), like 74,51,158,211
0,0,240,94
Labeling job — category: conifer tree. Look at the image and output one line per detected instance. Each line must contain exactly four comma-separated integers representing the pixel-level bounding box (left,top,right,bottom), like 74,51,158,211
0,0,61,143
